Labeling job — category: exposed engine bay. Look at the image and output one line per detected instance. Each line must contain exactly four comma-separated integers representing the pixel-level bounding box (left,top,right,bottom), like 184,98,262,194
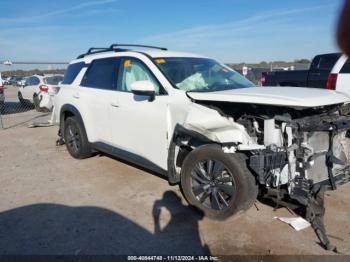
197,101,350,191
173,100,350,251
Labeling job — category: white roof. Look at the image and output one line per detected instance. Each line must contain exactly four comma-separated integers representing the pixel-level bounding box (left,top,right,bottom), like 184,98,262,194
141,50,206,58
72,49,207,64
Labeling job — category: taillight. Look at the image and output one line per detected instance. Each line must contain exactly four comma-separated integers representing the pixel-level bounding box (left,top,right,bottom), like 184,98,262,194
0,85,4,93
39,85,49,92
261,72,267,86
327,74,338,90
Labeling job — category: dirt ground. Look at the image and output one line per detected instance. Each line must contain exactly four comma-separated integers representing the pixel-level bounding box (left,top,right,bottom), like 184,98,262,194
0,87,349,256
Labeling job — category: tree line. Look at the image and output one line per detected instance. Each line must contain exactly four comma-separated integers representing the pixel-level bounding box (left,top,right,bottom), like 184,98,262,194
1,69,66,77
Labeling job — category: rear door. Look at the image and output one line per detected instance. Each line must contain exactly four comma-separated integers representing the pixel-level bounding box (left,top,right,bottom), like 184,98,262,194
308,54,341,88
79,57,120,143
21,76,40,100
336,58,350,95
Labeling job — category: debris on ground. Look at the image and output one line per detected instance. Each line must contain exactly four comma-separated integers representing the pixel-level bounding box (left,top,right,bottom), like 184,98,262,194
274,216,311,231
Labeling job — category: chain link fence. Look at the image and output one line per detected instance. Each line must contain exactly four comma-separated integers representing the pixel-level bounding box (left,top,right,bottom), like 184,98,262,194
0,85,51,129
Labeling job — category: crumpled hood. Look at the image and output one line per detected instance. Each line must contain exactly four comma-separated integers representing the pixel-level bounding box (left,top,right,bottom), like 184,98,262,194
187,86,350,108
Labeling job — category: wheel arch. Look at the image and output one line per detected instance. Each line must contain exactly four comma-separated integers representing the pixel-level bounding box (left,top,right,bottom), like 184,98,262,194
59,104,86,140
167,124,219,184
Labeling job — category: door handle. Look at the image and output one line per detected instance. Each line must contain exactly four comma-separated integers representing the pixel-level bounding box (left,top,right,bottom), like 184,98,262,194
110,102,119,107
73,93,80,99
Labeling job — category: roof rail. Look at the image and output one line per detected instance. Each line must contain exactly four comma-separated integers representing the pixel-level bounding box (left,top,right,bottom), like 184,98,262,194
109,44,167,51
77,47,118,59
76,44,168,59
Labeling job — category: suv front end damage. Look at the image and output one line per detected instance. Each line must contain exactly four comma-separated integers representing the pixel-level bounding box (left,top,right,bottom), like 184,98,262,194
171,100,350,251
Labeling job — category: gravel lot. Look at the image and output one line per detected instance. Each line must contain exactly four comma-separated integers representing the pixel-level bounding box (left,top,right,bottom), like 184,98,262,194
0,86,349,256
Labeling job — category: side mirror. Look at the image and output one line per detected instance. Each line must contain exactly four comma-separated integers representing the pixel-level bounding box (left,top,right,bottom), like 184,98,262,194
130,80,156,101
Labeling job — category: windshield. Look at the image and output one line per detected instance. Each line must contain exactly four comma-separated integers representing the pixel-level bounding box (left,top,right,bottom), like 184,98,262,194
44,75,63,85
153,57,255,92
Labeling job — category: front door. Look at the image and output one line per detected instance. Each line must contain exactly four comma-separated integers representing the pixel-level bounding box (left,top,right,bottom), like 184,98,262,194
110,57,169,170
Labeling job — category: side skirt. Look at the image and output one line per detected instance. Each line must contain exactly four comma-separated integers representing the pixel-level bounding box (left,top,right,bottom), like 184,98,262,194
92,142,168,177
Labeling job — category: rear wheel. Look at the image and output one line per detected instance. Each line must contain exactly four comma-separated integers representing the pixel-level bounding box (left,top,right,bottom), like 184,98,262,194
181,145,258,220
33,94,42,112
64,116,92,159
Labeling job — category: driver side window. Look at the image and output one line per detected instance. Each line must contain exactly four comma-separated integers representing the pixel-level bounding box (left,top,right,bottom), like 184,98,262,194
118,58,161,95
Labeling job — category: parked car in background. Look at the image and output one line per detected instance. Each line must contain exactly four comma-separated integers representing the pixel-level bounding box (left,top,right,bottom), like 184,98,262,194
3,76,10,85
1,75,8,85
0,73,5,113
38,75,63,111
18,77,28,87
261,53,341,88
16,77,25,87
328,54,350,95
18,74,63,111
9,76,22,86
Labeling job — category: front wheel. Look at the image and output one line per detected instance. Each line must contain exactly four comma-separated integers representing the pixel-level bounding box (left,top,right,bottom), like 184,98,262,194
181,145,258,220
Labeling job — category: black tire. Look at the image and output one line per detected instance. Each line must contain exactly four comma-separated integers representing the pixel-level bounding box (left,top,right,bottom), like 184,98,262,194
18,92,27,106
33,94,42,112
64,116,92,159
181,144,258,220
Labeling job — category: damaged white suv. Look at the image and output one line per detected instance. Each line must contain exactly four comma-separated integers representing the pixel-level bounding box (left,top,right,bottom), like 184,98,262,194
54,44,350,248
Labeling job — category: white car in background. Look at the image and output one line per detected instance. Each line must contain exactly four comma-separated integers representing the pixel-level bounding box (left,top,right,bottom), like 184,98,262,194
18,74,63,111
328,55,350,94
18,77,28,87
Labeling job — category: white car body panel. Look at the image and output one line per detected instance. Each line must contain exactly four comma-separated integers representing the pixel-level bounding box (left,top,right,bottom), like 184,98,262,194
54,50,350,172
187,86,349,108
183,103,255,145
331,55,350,97
39,92,54,109
109,92,170,169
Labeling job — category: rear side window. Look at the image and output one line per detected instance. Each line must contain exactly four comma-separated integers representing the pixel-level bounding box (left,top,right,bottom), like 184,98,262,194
34,77,41,85
62,62,86,84
29,77,40,85
317,54,341,70
340,59,350,73
81,58,119,90
44,75,63,85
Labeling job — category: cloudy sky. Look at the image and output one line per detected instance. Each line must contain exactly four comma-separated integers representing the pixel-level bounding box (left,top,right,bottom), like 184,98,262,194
0,0,344,69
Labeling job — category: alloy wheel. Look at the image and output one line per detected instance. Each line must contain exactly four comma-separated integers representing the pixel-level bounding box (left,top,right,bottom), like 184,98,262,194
190,159,236,211
66,124,81,154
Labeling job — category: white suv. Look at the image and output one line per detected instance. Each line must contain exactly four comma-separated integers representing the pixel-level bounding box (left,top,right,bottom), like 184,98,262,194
54,44,350,247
